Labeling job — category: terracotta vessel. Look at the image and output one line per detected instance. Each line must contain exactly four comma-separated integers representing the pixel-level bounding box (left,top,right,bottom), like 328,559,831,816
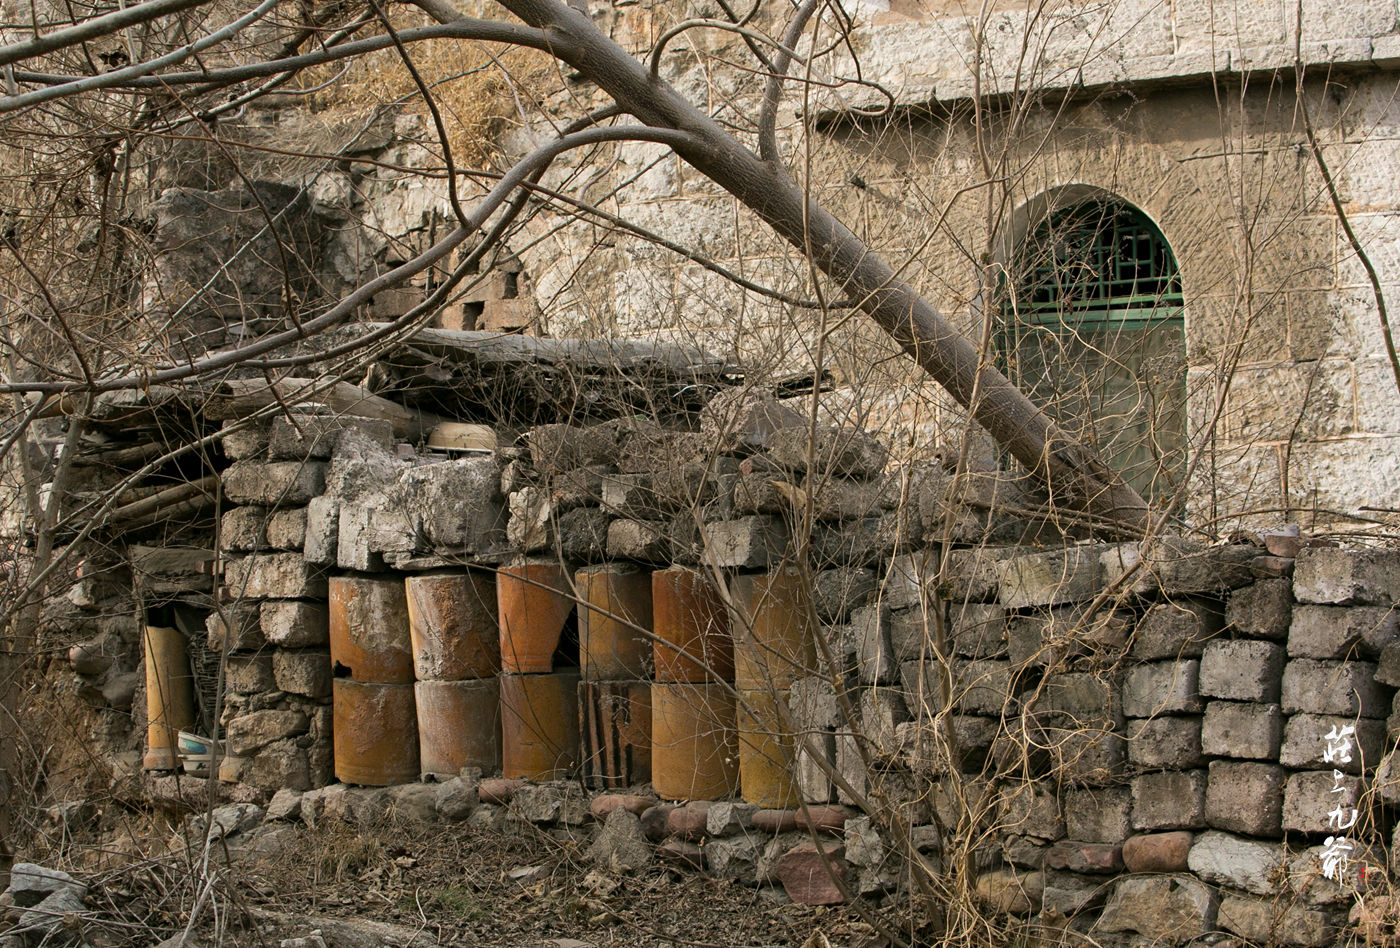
142,625,196,771
651,682,739,801
577,565,652,680
497,562,573,674
729,570,815,690
736,688,800,808
332,679,419,786
500,670,581,780
329,575,413,683
652,567,733,683
415,678,501,777
406,571,499,680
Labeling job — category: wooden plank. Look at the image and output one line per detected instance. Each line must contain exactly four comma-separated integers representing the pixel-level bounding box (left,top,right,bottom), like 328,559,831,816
205,377,439,439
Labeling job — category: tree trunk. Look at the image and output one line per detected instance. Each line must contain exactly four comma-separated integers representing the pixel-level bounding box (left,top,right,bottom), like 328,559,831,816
447,0,1151,532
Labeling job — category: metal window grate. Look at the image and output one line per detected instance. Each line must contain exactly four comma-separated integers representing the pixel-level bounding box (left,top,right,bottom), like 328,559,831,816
1019,202,1182,322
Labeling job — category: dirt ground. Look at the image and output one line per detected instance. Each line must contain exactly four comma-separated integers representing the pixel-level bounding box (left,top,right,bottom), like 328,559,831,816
16,814,915,948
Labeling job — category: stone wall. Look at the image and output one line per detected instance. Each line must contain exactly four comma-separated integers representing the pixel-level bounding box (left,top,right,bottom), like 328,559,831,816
193,393,1400,942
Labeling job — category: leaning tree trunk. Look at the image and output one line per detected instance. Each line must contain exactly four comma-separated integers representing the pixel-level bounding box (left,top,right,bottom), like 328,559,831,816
423,0,1151,533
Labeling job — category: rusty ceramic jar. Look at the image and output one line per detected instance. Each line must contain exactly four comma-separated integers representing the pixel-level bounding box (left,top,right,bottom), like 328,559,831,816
577,565,652,680
497,562,574,674
329,575,413,683
736,688,800,808
406,571,499,680
332,679,419,786
729,570,815,690
650,682,738,801
652,567,733,683
414,678,501,777
500,670,581,780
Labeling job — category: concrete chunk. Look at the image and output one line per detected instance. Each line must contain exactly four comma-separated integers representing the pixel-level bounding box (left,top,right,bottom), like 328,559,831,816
1199,639,1285,702
1226,578,1292,639
700,516,790,569
1294,548,1400,605
1200,701,1282,759
265,507,308,550
1123,660,1202,717
222,460,327,505
1131,770,1207,831
1289,604,1399,659
1281,658,1385,716
1282,770,1362,835
1098,875,1217,942
1205,761,1285,836
1126,716,1203,770
260,600,329,647
223,553,326,600
999,546,1102,608
1187,831,1287,895
268,413,394,460
1280,713,1385,773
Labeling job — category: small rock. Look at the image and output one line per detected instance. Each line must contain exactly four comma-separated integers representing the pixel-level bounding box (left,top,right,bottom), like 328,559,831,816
775,842,849,905
478,778,525,805
266,789,304,822
657,840,705,870
706,801,759,837
588,808,653,873
795,805,850,834
1122,832,1193,873
667,802,713,840
589,794,653,821
435,778,478,821
4,864,86,907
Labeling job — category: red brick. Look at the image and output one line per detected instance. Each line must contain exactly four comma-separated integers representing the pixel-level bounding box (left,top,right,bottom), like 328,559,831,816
478,778,525,805
1122,832,1193,873
667,801,714,840
775,842,849,905
590,794,654,821
752,809,799,833
795,804,851,834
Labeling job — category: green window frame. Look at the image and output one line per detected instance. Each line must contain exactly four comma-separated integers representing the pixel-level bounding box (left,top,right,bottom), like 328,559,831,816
1001,199,1187,506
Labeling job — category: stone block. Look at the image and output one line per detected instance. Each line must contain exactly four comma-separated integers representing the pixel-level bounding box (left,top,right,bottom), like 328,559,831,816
226,709,309,756
700,516,790,569
1121,831,1192,873
239,738,311,792
1064,787,1131,844
1280,713,1384,773
1123,660,1202,717
1187,830,1287,895
810,512,921,565
699,388,805,455
264,507,307,551
1379,641,1400,686
972,868,1043,915
1283,770,1363,835
220,418,270,459
206,603,263,652
1045,840,1123,874
604,519,670,563
858,688,907,759
811,567,875,622
1226,578,1292,639
1126,716,1203,770
999,547,1102,609
221,506,268,552
223,553,326,600
1294,547,1400,605
335,504,383,572
1132,770,1208,831
268,414,394,460
226,653,275,693
880,552,933,610
704,835,759,883
996,782,1064,840
302,496,339,566
1097,875,1218,942
553,506,608,561
223,460,327,506
854,605,896,684
1040,870,1109,918
1132,598,1222,659
1217,894,1334,947
765,426,888,477
548,465,610,512
1281,658,1386,716
948,603,1007,658
887,608,930,662
260,600,329,648
527,424,616,474
773,842,850,905
1205,761,1285,836
1199,639,1285,702
941,546,1015,604
273,648,331,698
1289,605,1399,659
1002,835,1047,869
401,457,504,551
954,659,1012,715
1105,539,1254,596
1200,701,1282,759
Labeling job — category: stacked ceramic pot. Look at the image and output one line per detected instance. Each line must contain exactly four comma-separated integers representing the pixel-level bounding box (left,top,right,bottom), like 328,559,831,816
575,565,654,788
328,575,419,786
405,571,502,778
650,566,739,801
729,570,816,807
497,560,580,779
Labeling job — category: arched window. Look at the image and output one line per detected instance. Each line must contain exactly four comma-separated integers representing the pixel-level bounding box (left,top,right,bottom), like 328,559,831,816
1002,198,1187,505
